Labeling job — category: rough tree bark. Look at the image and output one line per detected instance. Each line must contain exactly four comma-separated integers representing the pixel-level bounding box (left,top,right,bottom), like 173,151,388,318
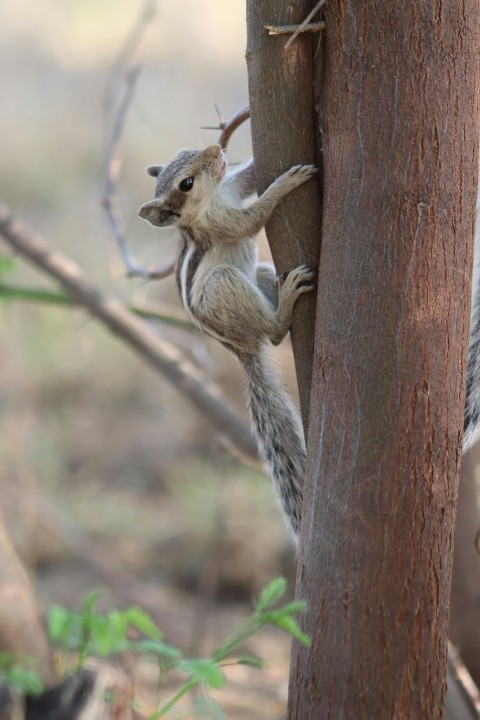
285,2,479,719
246,0,323,432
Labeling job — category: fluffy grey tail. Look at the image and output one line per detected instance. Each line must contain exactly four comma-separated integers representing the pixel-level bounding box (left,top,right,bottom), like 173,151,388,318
464,288,480,452
238,347,305,540
464,184,480,453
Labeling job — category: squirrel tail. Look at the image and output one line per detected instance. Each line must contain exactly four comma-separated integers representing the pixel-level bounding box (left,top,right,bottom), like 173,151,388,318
238,346,305,541
464,290,480,452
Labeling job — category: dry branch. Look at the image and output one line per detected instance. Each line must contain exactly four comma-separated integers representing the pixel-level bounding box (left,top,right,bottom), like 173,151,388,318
265,22,325,37
217,105,251,151
0,283,194,330
0,205,257,461
102,67,175,281
284,0,328,48
102,0,175,281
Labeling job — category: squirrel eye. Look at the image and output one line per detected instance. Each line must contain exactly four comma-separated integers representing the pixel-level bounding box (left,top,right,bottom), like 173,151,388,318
179,177,194,192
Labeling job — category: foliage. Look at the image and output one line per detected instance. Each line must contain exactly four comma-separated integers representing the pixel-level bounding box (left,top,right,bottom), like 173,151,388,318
1,578,308,717
0,654,44,697
49,577,307,718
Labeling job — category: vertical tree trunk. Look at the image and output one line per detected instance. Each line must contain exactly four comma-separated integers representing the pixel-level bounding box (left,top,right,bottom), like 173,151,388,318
0,516,53,683
246,0,323,431
287,2,479,719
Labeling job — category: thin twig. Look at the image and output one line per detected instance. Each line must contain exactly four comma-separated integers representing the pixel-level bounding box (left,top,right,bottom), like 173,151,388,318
0,282,194,330
219,105,251,150
265,21,325,37
202,106,250,151
110,0,157,82
0,205,257,460
284,0,328,49
102,0,175,281
102,67,175,281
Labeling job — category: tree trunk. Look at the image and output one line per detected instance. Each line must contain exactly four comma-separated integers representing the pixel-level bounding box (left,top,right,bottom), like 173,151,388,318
246,0,323,432
0,515,53,683
286,2,479,719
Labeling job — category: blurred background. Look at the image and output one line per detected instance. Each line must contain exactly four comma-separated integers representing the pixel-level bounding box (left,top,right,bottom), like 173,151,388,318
0,1,300,716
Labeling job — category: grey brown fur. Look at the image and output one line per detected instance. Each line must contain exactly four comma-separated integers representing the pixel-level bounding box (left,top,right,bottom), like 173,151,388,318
464,287,480,452
139,144,316,541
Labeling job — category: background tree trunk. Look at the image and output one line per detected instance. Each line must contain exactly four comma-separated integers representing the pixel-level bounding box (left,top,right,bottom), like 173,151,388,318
0,515,53,683
246,0,323,432
284,2,479,719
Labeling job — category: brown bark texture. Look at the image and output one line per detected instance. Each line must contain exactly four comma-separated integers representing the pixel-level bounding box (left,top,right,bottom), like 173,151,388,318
287,2,479,719
246,0,323,432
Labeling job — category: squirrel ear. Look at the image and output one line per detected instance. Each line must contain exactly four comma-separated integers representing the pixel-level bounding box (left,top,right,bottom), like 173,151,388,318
203,145,222,158
146,165,164,178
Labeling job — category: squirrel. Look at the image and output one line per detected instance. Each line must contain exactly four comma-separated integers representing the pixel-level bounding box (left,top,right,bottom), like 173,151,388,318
138,144,316,541
139,141,480,541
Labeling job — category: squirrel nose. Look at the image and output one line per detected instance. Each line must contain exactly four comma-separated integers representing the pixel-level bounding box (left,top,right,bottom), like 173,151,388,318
138,199,161,220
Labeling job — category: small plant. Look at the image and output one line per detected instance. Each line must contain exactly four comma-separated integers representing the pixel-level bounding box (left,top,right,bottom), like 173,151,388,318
0,578,308,717
0,654,44,697
46,577,309,718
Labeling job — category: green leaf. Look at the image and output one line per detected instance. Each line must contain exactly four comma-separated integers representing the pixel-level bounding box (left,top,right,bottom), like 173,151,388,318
254,577,287,612
4,667,44,697
135,639,182,661
0,255,15,279
0,655,44,697
48,606,78,646
178,659,225,690
276,600,308,616
82,589,103,616
91,615,128,656
272,616,310,647
193,693,228,720
233,656,266,669
121,607,162,640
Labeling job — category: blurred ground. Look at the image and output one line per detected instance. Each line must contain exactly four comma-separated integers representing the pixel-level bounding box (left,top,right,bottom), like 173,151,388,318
0,2,301,717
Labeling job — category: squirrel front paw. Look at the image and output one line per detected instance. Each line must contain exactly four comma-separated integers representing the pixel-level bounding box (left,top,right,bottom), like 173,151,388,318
286,164,318,179
274,164,318,192
278,264,316,296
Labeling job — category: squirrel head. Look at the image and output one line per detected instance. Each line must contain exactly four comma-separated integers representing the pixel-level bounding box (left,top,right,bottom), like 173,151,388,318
138,145,226,228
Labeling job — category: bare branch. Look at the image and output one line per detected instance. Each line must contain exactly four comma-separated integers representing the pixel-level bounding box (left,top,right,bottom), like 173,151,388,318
0,282,194,330
216,106,251,151
102,67,176,281
102,0,176,281
0,205,257,461
110,0,157,80
284,0,328,49
265,22,325,37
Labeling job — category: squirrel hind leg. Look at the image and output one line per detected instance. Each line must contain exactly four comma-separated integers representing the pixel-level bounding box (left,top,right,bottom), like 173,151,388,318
256,262,278,308
269,265,316,346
